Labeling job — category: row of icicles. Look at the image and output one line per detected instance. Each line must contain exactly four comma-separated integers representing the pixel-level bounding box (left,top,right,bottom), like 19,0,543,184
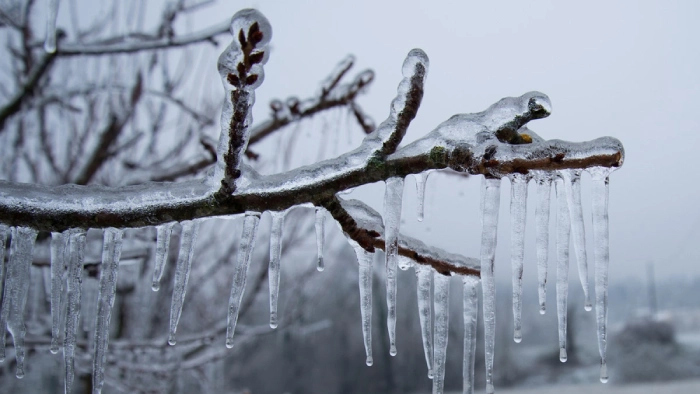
0,165,612,394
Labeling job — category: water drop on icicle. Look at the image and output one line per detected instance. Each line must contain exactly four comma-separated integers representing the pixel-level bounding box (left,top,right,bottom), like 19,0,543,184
354,245,374,366
559,169,592,311
555,179,571,363
384,176,404,357
226,213,261,348
415,265,434,379
432,273,450,394
45,0,60,53
0,227,38,378
93,228,124,394
589,166,613,384
462,276,479,394
508,173,528,343
315,207,326,272
64,230,86,393
480,177,501,393
534,172,553,315
398,255,412,271
415,171,431,222
168,220,201,346
152,223,175,291
268,211,285,329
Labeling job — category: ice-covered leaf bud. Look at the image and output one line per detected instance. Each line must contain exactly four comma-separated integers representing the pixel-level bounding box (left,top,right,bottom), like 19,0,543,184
230,9,272,48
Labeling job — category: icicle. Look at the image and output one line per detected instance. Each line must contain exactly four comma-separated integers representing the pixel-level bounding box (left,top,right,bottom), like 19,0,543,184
0,225,8,362
354,245,374,366
534,172,552,314
50,231,68,354
81,275,98,334
432,273,450,394
226,212,261,348
384,176,404,356
555,178,571,362
64,230,86,393
315,207,325,272
559,169,592,311
589,167,613,383
268,211,285,329
167,220,201,346
415,171,431,221
152,222,175,291
462,276,479,394
45,0,60,53
415,265,434,378
480,177,501,394
0,227,37,378
508,173,528,343
93,228,124,394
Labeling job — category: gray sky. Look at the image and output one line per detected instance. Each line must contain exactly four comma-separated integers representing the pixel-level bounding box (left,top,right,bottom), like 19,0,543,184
131,0,700,284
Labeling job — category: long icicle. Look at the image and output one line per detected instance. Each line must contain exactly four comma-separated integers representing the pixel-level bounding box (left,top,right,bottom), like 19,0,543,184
462,276,479,394
315,207,326,272
268,211,285,329
555,178,571,362
226,212,261,348
168,220,201,346
152,222,175,291
415,171,431,222
0,224,7,298
589,167,613,383
432,272,450,394
1,227,38,378
93,228,124,394
534,172,552,314
415,265,434,378
0,227,12,363
45,0,60,53
384,176,404,356
64,230,86,394
354,245,374,366
508,173,528,343
480,177,501,394
560,169,592,311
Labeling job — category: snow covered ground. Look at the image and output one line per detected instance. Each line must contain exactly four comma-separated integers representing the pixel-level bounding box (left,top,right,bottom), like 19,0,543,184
446,379,700,394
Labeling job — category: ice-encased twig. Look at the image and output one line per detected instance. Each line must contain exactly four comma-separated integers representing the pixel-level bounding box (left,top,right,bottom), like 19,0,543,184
559,169,592,311
589,167,613,383
93,228,124,394
315,207,326,271
226,212,261,348
415,171,431,222
0,227,37,378
64,230,86,393
415,265,434,378
50,231,68,354
354,244,374,366
152,222,175,291
480,177,501,394
45,0,60,53
509,173,528,343
168,220,201,346
534,172,552,314
268,211,285,329
432,272,450,394
555,178,571,362
384,176,404,356
462,276,479,394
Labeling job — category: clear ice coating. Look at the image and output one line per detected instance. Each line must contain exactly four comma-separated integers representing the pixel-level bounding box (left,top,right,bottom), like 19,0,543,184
315,207,326,272
354,244,374,366
268,211,285,329
152,222,175,291
81,276,98,334
0,227,37,378
534,172,552,314
226,212,261,348
480,177,501,394
462,276,479,394
50,231,68,354
93,228,124,394
559,169,592,311
555,178,571,362
508,173,528,343
64,230,86,393
168,220,201,346
415,171,431,222
415,265,434,378
384,176,404,356
432,273,450,394
589,167,613,383
45,0,60,53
